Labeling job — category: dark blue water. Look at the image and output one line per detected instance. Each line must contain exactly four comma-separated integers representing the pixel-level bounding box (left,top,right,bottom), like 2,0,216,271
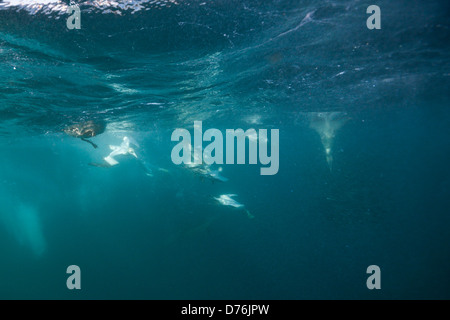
0,0,449,299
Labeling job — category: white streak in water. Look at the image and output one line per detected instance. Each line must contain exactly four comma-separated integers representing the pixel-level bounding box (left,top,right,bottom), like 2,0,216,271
14,204,47,256
0,201,47,257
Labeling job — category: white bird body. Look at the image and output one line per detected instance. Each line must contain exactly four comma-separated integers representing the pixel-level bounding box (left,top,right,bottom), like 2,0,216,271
214,194,244,208
104,136,137,166
308,112,349,170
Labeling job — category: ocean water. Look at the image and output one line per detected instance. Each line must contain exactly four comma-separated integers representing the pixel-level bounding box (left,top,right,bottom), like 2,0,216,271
0,0,449,300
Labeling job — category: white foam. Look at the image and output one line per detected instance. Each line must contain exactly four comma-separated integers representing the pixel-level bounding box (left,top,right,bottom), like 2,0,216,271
0,0,180,15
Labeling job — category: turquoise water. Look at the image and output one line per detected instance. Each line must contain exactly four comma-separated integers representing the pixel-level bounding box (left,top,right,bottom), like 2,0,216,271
0,0,449,299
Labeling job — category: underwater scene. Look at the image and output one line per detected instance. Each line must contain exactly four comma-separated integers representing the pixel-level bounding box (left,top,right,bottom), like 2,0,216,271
0,0,449,299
